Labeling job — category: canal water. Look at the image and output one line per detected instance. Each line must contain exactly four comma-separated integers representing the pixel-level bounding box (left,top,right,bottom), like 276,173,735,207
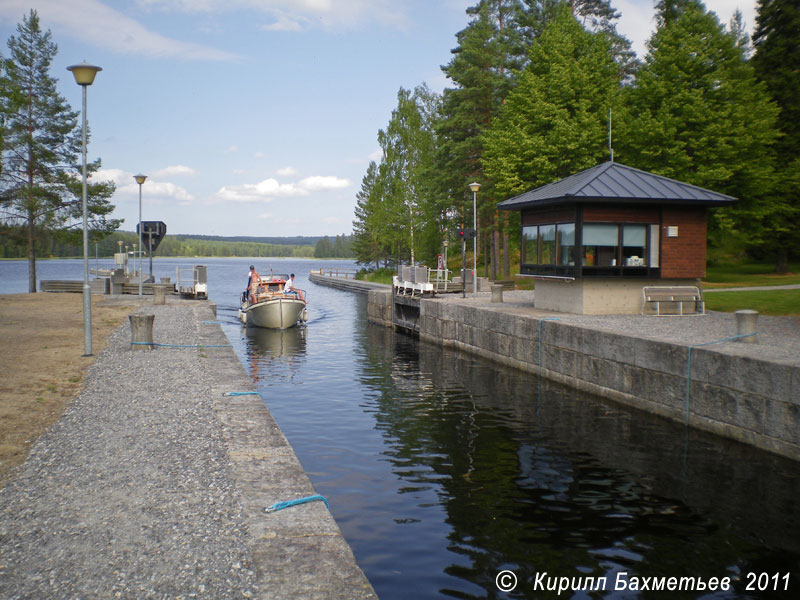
2,257,799,598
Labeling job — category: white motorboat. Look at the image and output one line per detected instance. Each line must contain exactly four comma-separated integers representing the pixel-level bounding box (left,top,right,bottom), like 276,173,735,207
238,271,308,329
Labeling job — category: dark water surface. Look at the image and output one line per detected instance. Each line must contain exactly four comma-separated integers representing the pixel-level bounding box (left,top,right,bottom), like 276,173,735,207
2,258,799,598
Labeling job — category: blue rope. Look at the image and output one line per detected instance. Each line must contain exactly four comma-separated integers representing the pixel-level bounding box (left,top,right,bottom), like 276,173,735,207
265,494,329,513
203,320,222,324
130,342,231,348
225,391,262,397
684,332,757,424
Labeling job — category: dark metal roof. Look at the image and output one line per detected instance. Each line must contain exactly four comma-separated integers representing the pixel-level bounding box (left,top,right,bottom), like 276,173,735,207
497,161,738,210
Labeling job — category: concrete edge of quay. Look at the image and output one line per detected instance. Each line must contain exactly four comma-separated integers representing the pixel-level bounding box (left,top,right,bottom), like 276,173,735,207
312,274,800,462
198,302,378,599
0,297,376,600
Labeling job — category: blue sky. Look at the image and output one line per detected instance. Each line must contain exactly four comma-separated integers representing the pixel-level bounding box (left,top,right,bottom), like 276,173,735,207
0,0,757,237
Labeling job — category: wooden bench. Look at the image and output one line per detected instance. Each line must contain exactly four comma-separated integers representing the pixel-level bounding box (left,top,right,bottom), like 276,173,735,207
642,285,705,316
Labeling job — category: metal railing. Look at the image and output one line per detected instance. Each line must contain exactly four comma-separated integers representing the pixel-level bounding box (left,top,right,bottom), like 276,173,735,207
311,268,359,279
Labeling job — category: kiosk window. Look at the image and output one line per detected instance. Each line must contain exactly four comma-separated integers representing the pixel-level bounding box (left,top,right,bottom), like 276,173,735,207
583,224,618,266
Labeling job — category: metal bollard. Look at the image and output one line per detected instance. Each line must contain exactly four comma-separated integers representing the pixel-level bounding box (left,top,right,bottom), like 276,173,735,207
129,314,155,350
735,309,758,343
491,284,504,303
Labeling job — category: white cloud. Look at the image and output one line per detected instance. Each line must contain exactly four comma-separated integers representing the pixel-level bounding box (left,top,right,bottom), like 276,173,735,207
137,0,409,31
223,145,239,155
96,168,195,203
276,166,298,177
0,0,240,61
93,168,129,186
216,174,351,203
368,148,383,162
144,181,195,203
298,175,349,191
152,165,196,178
259,14,305,32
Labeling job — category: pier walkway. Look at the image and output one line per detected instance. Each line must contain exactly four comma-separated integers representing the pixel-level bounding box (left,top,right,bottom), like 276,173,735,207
0,300,375,599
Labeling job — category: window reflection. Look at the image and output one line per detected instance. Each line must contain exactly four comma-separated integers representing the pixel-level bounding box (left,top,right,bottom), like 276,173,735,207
558,223,575,266
582,224,618,266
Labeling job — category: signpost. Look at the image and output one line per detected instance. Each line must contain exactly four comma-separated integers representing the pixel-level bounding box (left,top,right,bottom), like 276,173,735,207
137,221,167,282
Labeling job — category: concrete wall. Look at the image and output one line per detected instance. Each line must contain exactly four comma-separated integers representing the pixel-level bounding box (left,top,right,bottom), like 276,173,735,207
534,277,699,315
367,289,393,327
363,289,799,461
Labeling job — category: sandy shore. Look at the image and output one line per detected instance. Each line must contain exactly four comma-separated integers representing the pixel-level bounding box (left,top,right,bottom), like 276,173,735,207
0,292,145,485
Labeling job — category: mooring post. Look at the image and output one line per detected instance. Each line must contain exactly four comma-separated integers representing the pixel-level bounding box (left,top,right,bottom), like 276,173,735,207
129,314,155,350
491,284,504,303
153,284,166,305
735,309,758,344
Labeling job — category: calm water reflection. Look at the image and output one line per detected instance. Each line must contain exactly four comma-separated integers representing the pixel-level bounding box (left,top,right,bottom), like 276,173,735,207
2,258,798,598
240,277,800,599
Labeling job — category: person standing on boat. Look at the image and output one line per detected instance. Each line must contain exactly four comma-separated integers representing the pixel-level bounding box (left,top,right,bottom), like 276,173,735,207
284,273,305,301
245,265,255,301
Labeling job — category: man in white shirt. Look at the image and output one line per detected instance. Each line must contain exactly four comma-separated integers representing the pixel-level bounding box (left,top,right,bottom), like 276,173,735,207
284,273,305,301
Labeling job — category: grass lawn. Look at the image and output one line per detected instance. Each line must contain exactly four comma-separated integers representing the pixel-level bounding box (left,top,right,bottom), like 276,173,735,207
704,289,800,316
703,262,800,288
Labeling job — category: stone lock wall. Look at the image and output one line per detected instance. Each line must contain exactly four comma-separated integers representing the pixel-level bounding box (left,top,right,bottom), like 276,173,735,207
383,292,799,461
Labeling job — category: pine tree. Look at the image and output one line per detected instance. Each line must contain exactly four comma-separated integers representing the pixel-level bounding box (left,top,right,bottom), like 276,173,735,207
0,10,118,292
314,236,333,258
517,0,638,80
376,85,440,266
752,0,800,271
352,162,383,268
436,0,521,279
483,4,622,197
620,0,779,249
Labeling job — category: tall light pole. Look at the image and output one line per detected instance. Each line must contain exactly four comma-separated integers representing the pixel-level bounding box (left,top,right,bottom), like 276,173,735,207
468,182,480,298
67,61,102,357
134,174,147,296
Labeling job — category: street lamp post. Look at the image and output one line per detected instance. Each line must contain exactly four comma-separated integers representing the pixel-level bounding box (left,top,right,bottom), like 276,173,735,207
443,239,449,279
67,61,102,357
134,174,147,296
468,182,481,298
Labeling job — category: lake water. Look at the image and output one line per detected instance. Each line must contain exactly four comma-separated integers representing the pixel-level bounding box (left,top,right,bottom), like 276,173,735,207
2,257,799,598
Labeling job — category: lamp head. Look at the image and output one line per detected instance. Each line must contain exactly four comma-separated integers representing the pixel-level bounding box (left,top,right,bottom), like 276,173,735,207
67,62,102,86
134,174,147,185
468,182,481,193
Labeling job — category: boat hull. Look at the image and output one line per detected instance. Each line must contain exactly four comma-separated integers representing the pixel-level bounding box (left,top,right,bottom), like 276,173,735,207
240,296,307,329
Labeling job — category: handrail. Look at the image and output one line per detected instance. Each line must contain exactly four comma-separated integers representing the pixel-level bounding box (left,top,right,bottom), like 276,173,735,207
311,268,358,279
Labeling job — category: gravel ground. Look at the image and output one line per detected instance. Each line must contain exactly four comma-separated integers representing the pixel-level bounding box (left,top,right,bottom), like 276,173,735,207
443,290,800,365
0,302,258,599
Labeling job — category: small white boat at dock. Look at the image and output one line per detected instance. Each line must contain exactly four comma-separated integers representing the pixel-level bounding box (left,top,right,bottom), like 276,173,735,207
238,270,307,329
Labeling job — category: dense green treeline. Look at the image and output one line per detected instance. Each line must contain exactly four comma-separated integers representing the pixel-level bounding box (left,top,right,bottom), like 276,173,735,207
0,227,316,259
0,227,360,259
352,0,799,274
314,234,353,258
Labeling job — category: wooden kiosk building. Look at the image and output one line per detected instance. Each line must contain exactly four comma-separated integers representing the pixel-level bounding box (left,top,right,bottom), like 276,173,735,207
497,161,737,314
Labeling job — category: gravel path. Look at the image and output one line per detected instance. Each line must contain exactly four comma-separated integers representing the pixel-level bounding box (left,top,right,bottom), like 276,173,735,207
0,302,257,599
